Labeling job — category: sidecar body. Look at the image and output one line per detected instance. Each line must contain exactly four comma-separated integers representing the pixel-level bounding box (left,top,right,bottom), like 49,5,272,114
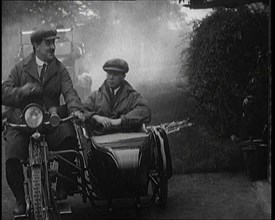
84,127,172,210
88,132,151,199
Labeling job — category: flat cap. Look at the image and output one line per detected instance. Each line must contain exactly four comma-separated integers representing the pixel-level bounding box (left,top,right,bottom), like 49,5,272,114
30,26,59,44
103,58,129,73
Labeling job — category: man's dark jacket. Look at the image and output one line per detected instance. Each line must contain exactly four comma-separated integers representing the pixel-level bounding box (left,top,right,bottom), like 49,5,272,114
82,80,151,132
2,53,83,160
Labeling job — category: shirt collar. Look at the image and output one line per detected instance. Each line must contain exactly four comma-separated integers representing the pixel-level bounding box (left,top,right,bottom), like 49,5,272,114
113,87,120,95
35,56,47,67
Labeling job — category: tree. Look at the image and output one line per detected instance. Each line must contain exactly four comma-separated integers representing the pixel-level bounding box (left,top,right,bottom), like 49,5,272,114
182,4,269,139
2,1,99,28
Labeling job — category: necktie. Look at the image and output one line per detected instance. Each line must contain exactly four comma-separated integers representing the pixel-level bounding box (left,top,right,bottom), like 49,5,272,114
40,63,47,82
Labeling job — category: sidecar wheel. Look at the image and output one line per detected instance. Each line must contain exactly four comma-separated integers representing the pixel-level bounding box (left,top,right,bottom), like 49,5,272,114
152,136,168,209
155,174,168,209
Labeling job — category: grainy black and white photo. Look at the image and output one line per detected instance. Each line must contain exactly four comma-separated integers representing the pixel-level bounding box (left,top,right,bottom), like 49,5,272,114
2,0,271,219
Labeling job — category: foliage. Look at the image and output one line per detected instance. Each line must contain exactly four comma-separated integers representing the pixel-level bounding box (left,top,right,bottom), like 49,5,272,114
142,82,244,174
2,1,99,27
181,5,269,138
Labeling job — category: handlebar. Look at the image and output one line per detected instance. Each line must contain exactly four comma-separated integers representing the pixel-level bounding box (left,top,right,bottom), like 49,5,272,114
2,119,28,128
2,114,76,129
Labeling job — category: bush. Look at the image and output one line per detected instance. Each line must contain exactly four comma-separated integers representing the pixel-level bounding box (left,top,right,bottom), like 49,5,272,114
182,4,269,139
142,83,245,174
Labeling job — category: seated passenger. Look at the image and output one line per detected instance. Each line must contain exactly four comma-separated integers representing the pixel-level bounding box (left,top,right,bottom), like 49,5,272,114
83,58,151,135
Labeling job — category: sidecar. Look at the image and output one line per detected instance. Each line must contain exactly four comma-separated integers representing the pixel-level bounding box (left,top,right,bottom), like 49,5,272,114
84,127,173,212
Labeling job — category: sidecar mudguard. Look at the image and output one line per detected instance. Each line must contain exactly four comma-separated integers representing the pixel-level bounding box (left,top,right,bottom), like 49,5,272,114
88,132,152,199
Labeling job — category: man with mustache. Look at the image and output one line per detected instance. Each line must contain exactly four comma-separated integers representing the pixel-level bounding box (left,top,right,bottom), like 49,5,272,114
2,25,85,215
83,58,151,134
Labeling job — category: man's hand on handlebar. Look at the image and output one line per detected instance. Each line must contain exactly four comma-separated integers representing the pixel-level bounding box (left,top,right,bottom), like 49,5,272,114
72,111,86,122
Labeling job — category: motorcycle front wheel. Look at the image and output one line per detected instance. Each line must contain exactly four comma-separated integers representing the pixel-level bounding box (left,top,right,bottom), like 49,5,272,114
31,166,45,220
31,166,61,220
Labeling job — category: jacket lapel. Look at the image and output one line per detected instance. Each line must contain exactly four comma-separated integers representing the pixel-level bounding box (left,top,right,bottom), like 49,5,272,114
43,58,58,85
112,81,133,109
24,53,40,82
100,82,112,104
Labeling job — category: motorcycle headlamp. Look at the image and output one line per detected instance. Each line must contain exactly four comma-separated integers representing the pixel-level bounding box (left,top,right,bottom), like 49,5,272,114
24,105,44,128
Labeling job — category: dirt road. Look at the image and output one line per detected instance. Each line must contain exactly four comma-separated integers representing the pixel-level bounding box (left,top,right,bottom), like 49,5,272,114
1,135,270,219
2,162,270,220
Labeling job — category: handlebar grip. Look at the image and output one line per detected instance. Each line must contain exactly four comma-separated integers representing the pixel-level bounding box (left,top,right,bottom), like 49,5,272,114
49,113,61,127
3,122,27,128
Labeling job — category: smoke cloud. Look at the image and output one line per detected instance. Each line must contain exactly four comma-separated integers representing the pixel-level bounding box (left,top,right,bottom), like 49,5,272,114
2,1,211,93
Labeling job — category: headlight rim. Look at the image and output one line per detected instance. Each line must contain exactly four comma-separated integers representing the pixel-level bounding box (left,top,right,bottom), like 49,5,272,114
23,104,44,129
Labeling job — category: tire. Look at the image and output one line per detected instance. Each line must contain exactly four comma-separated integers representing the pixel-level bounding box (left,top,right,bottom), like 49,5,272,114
42,182,62,220
152,140,168,209
31,166,45,220
155,174,168,209
48,189,62,220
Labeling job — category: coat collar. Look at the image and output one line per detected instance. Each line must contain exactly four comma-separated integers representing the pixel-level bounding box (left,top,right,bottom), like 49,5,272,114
99,80,135,104
43,57,59,85
23,53,59,84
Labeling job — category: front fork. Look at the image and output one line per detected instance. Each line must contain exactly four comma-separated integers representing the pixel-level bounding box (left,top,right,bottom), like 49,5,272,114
25,131,51,216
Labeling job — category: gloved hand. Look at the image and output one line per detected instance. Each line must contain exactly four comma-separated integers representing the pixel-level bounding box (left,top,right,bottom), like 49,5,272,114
20,82,42,97
72,111,85,122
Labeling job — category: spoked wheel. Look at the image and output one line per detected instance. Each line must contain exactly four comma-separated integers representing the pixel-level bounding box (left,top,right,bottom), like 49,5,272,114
150,171,168,209
154,174,168,208
150,145,168,209
48,189,62,220
42,181,62,220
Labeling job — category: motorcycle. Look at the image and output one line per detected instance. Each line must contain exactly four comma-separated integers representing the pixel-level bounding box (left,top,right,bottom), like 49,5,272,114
2,103,172,219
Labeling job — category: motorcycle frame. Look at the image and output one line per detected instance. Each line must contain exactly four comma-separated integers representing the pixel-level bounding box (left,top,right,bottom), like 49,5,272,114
19,120,165,216
46,123,162,213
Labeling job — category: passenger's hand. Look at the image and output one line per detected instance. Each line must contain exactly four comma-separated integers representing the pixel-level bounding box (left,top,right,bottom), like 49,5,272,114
110,118,122,127
92,115,113,130
72,111,86,122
